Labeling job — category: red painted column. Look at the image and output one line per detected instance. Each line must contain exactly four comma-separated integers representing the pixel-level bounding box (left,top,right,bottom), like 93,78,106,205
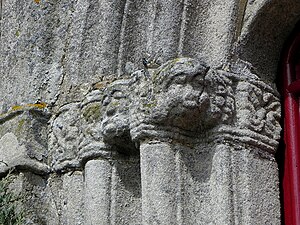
283,38,300,224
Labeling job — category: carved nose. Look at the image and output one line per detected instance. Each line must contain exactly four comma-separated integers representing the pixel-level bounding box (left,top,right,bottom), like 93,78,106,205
106,106,116,116
102,96,110,106
183,90,201,108
198,92,210,106
102,123,117,136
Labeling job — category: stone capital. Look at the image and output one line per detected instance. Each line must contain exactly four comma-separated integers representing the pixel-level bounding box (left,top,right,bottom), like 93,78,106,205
46,57,281,171
97,57,281,154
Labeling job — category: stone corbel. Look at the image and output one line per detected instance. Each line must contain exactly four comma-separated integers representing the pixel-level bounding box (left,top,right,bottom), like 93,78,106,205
83,78,142,224
126,58,280,151
49,77,143,223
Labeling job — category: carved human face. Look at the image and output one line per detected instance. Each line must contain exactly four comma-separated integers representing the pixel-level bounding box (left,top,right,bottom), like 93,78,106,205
101,79,137,153
153,72,208,131
131,58,210,134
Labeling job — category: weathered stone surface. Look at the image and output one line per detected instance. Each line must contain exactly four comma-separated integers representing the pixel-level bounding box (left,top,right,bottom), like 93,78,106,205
0,56,281,224
61,171,84,225
0,0,240,110
130,58,211,141
85,157,141,225
8,172,49,224
49,103,82,171
128,58,280,224
236,0,300,82
0,105,50,175
0,0,287,223
101,77,137,154
84,160,112,225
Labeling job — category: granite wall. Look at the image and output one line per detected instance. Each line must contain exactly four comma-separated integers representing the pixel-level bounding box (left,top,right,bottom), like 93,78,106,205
1,0,298,224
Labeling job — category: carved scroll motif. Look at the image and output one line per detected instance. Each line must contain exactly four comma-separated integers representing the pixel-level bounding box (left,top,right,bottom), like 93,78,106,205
218,71,281,154
126,58,280,150
47,57,281,171
93,57,281,154
0,57,281,224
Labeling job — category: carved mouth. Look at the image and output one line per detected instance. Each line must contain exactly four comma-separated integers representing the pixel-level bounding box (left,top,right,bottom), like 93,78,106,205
101,115,129,137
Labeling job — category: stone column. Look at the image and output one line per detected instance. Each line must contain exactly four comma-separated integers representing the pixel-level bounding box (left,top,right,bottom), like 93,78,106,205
0,56,281,224
129,58,281,224
139,141,179,224
84,159,112,225
88,78,142,225
219,65,281,224
80,85,117,225
146,0,184,61
130,58,213,224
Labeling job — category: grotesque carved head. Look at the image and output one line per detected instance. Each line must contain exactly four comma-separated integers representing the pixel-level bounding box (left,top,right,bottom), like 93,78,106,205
129,58,235,142
101,78,138,154
99,58,235,147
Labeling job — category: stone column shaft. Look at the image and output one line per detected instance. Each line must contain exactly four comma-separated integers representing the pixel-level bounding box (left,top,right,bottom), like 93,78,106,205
85,159,112,225
140,142,180,225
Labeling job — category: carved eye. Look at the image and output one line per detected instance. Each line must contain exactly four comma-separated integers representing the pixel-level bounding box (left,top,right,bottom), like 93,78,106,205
102,96,110,106
112,90,125,99
193,74,204,85
172,75,186,84
216,85,226,94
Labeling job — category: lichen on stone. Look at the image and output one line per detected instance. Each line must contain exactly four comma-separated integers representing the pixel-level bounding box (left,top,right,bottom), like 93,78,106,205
82,103,102,123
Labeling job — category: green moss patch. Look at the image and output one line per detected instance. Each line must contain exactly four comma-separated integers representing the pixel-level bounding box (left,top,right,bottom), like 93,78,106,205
82,103,102,123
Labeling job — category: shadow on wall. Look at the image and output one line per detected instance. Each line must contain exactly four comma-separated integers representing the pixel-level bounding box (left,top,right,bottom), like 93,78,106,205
237,0,300,82
181,148,214,183
115,157,141,198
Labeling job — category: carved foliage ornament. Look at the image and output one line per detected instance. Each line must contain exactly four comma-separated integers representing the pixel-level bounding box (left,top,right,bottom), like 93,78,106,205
48,57,281,170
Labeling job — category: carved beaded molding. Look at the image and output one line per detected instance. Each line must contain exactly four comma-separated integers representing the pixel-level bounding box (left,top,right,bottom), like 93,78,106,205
0,58,281,173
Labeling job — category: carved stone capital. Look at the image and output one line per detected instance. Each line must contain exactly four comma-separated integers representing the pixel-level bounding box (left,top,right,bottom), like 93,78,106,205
95,57,281,154
127,58,280,154
215,68,281,154
101,78,137,154
48,58,281,171
49,87,110,171
129,58,237,145
129,58,208,142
